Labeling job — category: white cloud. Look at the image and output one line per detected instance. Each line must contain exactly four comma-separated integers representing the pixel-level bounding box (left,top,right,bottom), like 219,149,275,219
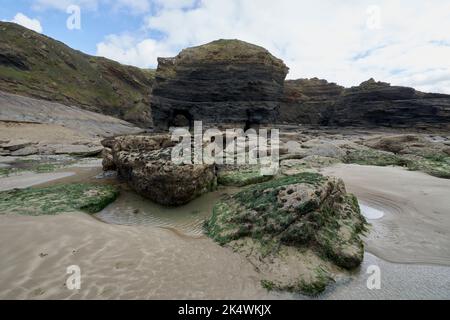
33,0,152,14
116,0,150,13
11,13,43,33
96,33,172,67
33,0,101,11
94,0,450,93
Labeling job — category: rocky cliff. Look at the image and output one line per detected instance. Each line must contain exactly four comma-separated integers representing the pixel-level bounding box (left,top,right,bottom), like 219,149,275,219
0,22,155,127
280,78,344,125
330,79,450,129
280,78,450,129
151,39,289,129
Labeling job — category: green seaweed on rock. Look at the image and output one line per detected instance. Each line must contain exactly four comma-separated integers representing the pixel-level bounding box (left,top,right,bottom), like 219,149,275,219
0,183,119,215
217,166,274,187
205,172,368,296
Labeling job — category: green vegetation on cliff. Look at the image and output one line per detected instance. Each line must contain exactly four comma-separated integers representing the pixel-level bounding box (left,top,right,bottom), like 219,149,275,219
177,39,288,69
0,22,155,126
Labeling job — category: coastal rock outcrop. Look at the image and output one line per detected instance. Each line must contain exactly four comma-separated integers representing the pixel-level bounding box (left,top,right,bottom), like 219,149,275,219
280,78,344,125
330,79,450,129
280,78,450,129
205,172,368,295
151,39,289,129
102,135,217,206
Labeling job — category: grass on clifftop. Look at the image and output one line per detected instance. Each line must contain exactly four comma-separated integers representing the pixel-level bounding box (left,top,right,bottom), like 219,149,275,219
177,39,288,69
0,22,155,126
0,184,119,215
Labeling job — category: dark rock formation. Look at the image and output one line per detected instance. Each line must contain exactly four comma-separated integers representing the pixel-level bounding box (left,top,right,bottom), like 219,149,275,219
102,135,217,206
280,78,450,129
151,39,289,129
280,78,344,125
0,22,155,127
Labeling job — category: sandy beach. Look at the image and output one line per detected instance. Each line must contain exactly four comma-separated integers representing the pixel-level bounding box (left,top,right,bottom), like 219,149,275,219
0,212,284,300
0,172,75,191
1,7,450,302
1,162,450,299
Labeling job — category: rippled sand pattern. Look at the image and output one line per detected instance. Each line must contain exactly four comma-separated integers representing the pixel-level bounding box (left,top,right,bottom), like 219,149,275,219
322,164,450,266
0,213,286,300
318,253,450,300
95,188,237,237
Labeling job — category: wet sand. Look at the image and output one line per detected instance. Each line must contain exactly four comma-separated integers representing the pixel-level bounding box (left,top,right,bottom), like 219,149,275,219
0,172,75,191
317,252,450,300
95,188,239,237
0,213,285,300
322,164,450,266
1,162,450,299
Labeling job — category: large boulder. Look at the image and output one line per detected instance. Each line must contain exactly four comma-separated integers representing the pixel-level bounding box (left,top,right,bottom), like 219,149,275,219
205,172,368,296
151,39,289,129
103,135,217,206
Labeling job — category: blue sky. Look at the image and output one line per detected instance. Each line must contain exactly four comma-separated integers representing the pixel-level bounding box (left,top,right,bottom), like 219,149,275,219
0,0,158,55
1,0,450,93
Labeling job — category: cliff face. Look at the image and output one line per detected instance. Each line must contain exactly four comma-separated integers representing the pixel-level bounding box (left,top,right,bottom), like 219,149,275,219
280,78,344,125
280,78,450,129
330,79,450,129
0,22,155,127
2,23,448,131
151,39,289,129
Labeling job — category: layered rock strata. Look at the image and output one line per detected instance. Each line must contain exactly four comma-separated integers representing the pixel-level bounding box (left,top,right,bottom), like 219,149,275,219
151,39,289,129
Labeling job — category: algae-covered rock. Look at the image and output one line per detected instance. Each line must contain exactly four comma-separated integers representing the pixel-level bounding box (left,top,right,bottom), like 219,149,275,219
344,148,408,167
280,156,341,175
362,134,450,159
217,166,273,187
205,172,367,296
404,154,450,179
345,137,450,179
0,183,119,215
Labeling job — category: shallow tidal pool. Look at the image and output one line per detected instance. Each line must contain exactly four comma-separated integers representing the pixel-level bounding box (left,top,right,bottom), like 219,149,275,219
359,203,385,220
95,187,238,236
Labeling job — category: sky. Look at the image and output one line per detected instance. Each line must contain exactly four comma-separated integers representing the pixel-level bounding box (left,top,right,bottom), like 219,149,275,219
1,0,450,93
